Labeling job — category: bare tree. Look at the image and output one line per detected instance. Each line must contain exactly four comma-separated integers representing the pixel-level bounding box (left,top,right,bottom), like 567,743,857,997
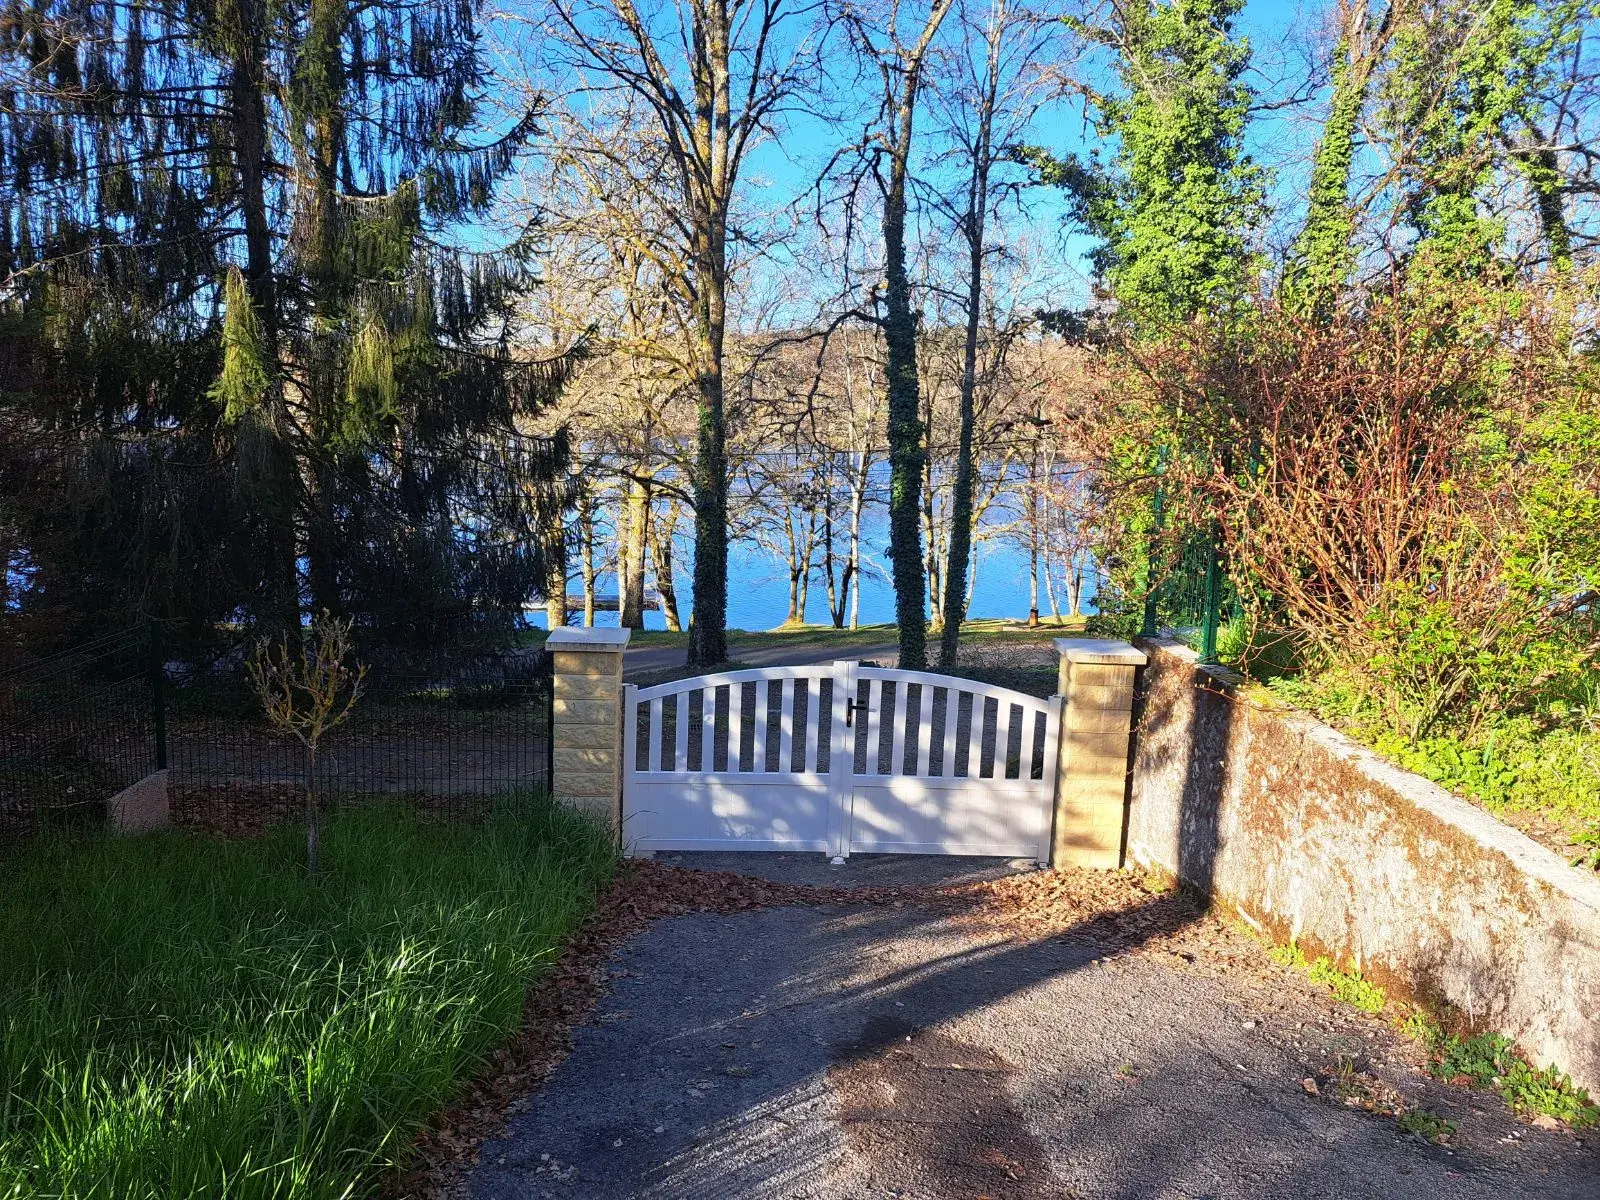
528,0,815,664
246,614,367,875
834,0,957,667
931,0,1055,662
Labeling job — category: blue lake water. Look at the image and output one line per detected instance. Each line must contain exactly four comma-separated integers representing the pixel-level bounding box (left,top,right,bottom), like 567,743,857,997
532,510,1098,631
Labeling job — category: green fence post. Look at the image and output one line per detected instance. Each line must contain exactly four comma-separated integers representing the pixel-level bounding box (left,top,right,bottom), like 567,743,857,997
1198,525,1222,665
149,621,167,770
1140,450,1168,639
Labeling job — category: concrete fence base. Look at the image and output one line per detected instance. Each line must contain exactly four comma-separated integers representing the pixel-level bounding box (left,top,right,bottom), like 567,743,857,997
108,770,170,834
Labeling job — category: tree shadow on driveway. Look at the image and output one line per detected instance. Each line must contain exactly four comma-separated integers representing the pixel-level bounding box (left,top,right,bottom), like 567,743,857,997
463,876,1597,1200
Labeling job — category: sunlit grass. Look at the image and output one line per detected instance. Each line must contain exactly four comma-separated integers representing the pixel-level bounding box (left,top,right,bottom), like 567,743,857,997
0,797,614,1199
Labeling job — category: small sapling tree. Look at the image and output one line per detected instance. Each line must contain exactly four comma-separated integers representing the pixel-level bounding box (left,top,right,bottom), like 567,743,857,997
247,614,367,874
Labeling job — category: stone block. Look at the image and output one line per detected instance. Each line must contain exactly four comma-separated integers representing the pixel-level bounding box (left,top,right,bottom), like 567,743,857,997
1067,662,1138,690
553,722,620,751
1057,774,1128,808
1064,702,1135,735
554,672,620,701
1063,682,1135,713
552,650,622,677
1062,729,1135,761
554,697,617,724
554,747,616,771
108,770,169,835
552,768,617,797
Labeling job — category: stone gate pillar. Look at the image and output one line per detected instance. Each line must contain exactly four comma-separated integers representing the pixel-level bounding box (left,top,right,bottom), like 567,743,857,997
1052,637,1147,869
547,627,630,836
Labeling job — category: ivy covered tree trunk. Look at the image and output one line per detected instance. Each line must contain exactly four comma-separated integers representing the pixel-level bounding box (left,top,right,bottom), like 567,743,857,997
883,134,928,669
688,280,730,664
1286,0,1396,311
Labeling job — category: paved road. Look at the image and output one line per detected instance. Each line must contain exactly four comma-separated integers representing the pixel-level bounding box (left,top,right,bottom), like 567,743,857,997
624,641,900,680
468,854,1596,1200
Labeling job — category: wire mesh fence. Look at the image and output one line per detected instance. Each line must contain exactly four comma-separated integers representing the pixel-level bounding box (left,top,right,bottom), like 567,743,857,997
0,620,553,840
0,627,161,837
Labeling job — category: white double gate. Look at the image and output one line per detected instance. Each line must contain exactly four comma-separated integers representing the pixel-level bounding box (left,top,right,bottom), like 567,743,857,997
621,661,1062,860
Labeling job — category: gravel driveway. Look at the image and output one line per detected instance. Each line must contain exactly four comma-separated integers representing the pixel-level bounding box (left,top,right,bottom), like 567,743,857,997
467,854,1596,1200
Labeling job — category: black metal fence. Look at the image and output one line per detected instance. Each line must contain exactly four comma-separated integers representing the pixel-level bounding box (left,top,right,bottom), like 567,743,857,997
0,627,162,836
0,622,553,839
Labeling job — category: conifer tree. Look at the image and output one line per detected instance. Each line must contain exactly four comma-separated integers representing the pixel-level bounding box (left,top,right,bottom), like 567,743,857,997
0,0,571,646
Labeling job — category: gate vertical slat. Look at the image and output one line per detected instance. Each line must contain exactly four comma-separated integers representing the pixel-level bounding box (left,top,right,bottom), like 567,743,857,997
1040,694,1066,861
828,659,855,858
864,679,883,775
889,683,907,778
752,681,769,773
700,686,716,773
779,680,795,772
941,688,959,777
999,702,1016,779
727,681,744,772
648,698,663,772
915,684,934,776
674,692,689,773
622,683,639,827
968,695,989,779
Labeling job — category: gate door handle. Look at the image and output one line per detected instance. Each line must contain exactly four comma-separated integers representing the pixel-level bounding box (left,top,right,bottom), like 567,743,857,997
845,700,870,727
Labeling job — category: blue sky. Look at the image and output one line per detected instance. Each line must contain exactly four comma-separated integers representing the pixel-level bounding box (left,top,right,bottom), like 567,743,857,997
716,0,1330,326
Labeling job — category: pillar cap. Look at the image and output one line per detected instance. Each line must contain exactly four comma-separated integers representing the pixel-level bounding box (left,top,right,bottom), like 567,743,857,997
1053,637,1147,666
547,627,632,652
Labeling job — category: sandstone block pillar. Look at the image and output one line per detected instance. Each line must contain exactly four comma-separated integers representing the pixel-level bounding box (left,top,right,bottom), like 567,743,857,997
547,627,630,836
1052,637,1147,869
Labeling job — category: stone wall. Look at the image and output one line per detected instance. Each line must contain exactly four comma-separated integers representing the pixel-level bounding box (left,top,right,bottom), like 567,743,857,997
1128,637,1600,1093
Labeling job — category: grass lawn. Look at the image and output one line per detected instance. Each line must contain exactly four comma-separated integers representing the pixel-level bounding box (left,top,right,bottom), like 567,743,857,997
625,616,1089,651
0,797,614,1199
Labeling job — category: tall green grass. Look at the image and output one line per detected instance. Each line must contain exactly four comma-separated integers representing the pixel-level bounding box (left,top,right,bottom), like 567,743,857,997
0,797,615,1199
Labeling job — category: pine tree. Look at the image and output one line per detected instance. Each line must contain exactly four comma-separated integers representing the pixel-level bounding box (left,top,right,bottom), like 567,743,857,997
0,0,571,647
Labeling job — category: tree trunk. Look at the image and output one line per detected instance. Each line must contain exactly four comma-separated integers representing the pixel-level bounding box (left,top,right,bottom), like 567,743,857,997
796,514,813,625
882,77,932,669
579,496,597,627
619,476,649,629
545,523,568,629
938,5,999,666
229,9,299,632
1043,546,1062,626
304,742,319,875
1287,0,1393,308
823,490,843,629
649,507,683,632
1028,527,1040,628
849,451,867,630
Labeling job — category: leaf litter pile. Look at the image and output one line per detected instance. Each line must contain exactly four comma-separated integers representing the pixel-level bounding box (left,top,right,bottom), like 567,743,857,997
395,859,1248,1198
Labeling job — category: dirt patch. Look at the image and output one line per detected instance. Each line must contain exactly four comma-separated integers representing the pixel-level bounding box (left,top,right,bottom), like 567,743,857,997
170,783,502,837
831,1014,1063,1199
